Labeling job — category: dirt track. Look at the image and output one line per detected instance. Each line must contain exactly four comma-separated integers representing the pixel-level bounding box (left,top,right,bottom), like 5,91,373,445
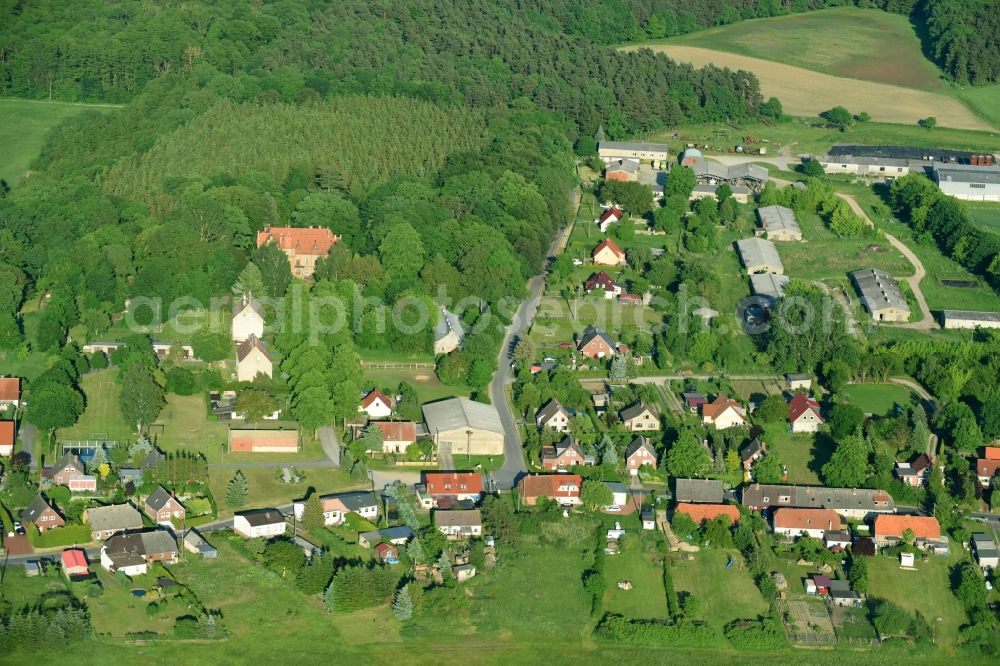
623,45,995,132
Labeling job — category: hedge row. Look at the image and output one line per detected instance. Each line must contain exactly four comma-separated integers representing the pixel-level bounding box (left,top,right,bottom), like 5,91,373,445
596,614,718,647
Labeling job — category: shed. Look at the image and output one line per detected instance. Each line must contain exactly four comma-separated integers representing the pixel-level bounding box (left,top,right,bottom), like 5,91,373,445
23,560,40,577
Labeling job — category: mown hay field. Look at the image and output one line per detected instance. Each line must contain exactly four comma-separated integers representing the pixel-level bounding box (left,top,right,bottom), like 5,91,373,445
621,45,995,132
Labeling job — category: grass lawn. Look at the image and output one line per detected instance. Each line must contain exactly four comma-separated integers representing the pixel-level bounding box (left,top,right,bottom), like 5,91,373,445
99,307,230,346
56,370,134,448
968,203,1000,236
0,566,70,608
83,568,187,638
207,467,365,517
671,548,768,634
363,367,468,404
0,349,53,383
842,383,914,416
866,553,969,652
659,8,943,91
762,425,833,486
0,98,116,184
450,453,504,473
953,83,1000,129
603,534,667,619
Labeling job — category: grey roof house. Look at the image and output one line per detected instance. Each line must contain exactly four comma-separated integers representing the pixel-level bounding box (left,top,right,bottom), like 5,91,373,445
674,478,724,504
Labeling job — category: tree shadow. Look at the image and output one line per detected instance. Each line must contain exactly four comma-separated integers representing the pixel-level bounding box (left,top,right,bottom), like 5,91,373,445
807,432,837,480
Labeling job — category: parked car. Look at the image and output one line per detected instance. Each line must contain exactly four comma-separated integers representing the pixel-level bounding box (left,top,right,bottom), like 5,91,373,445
603,505,622,513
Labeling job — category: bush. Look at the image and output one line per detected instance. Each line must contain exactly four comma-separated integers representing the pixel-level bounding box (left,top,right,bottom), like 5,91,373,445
724,616,788,649
146,599,167,616
596,614,718,647
165,367,197,395
173,615,199,639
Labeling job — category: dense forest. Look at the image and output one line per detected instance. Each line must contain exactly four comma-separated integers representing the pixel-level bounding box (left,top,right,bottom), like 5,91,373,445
924,0,1000,85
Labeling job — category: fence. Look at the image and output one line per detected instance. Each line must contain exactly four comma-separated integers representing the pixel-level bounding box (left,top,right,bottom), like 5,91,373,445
360,361,435,370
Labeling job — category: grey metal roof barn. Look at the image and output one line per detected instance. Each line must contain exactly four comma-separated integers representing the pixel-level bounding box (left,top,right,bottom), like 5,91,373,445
736,237,783,274
598,141,669,153
933,163,1000,184
422,397,504,436
750,272,790,300
849,268,909,313
674,478,724,504
756,205,801,238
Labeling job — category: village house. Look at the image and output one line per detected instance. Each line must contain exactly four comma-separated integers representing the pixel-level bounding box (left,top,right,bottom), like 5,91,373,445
894,454,933,487
234,508,287,539
625,437,657,476
293,491,379,527
257,226,338,280
739,438,766,474
416,472,483,509
0,376,21,411
371,421,417,454
44,452,96,492
358,526,415,549
976,446,1000,486
605,482,629,508
850,268,910,323
584,271,623,299
690,183,752,204
231,293,265,342
620,403,659,432
518,474,583,507
736,237,784,275
0,420,14,457
435,509,482,540
785,373,812,391
61,550,89,577
772,508,842,540
423,397,504,456
434,307,465,355
535,399,572,432
143,486,186,526
825,530,852,550
873,515,946,552
595,206,623,232
604,159,639,182
20,495,65,532
675,503,740,526
701,395,746,430
183,528,218,559
683,392,707,413
742,484,894,520
788,393,824,433
541,436,593,471
674,478,724,504
235,334,273,382
85,503,144,541
577,326,619,359
359,389,394,418
228,428,299,453
100,530,178,576
592,238,627,266
756,205,802,242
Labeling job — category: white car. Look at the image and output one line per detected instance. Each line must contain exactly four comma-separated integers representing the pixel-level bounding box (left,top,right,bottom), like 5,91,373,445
572,259,583,266
604,505,622,513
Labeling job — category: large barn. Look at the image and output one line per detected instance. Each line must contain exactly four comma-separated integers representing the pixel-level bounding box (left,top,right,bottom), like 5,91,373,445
422,397,504,456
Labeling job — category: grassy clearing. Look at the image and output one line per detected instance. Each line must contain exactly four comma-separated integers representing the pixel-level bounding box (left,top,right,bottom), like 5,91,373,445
603,534,667,619
0,566,71,608
0,98,115,184
670,549,768,634
866,553,968,652
362,367,468,404
660,8,943,91
56,370,133,447
761,425,833,486
953,84,1000,129
780,210,910,280
842,383,914,416
207,467,364,517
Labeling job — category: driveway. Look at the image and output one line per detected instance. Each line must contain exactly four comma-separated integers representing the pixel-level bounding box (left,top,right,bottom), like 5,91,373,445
2,533,33,556
20,423,38,471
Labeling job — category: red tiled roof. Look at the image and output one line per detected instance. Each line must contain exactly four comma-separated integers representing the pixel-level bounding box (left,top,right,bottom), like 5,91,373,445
0,377,20,401
372,421,416,442
425,472,483,496
788,393,823,423
702,395,742,421
256,226,338,255
374,542,397,555
773,508,841,532
361,389,393,410
592,238,625,260
519,474,582,500
598,207,623,224
984,446,1000,461
585,272,617,291
61,549,88,570
675,503,740,524
0,421,13,446
874,515,941,540
978,458,1000,479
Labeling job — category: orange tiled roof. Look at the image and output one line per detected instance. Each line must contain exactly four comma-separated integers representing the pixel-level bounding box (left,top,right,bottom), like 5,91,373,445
675,503,740,524
874,515,941,540
256,227,338,255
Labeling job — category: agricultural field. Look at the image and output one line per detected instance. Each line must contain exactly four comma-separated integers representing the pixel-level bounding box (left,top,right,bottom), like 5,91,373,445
841,383,914,416
0,98,117,184
670,549,769,634
662,8,943,90
625,8,995,131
